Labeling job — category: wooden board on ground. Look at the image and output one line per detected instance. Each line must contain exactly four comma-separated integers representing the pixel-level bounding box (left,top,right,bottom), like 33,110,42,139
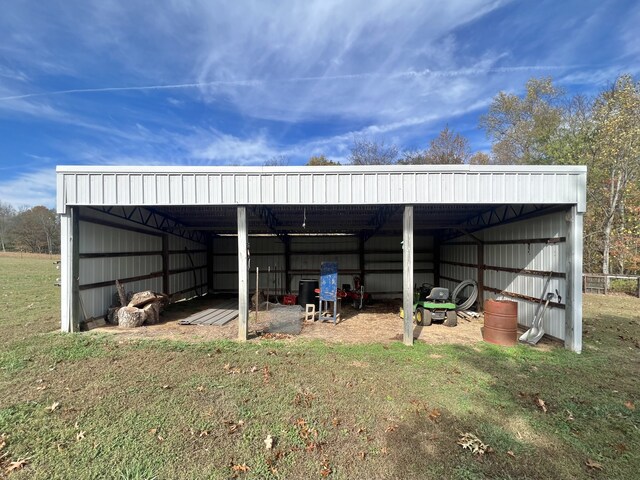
178,299,238,326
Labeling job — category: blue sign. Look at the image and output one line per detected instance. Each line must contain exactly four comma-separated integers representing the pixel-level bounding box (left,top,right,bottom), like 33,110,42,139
320,262,338,302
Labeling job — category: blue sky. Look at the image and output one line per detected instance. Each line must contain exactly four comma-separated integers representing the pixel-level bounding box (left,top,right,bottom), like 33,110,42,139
0,0,638,207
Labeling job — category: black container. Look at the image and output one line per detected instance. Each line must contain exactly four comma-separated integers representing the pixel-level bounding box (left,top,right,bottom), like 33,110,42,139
298,279,319,307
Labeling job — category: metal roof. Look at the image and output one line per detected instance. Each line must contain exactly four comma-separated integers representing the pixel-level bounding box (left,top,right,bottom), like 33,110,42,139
57,165,587,214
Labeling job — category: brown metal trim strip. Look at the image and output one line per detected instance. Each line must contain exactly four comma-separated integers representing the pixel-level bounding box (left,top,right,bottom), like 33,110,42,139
79,251,161,259
484,286,565,309
443,237,566,246
440,260,565,278
79,271,164,291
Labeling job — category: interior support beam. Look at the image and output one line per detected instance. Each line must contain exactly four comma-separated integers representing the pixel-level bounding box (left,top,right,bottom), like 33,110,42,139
206,234,214,294
359,234,365,287
284,235,291,294
403,206,414,346
565,205,583,353
433,235,441,286
237,207,249,341
477,242,485,313
162,234,170,295
61,206,80,332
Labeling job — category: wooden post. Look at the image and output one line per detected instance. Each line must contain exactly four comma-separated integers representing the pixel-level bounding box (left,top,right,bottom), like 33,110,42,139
433,235,440,286
359,234,365,288
403,206,414,346
565,206,583,353
603,274,609,295
637,277,640,299
284,234,291,294
477,242,485,313
162,234,170,295
206,234,214,294
238,207,249,341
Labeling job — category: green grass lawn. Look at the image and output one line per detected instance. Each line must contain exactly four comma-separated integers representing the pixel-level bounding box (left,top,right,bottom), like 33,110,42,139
0,254,638,479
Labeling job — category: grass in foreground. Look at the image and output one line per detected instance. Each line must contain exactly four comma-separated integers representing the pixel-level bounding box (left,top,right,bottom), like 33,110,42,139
0,254,638,479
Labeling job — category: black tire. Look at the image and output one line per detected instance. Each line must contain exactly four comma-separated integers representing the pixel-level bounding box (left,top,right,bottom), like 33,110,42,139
416,307,432,326
444,310,457,327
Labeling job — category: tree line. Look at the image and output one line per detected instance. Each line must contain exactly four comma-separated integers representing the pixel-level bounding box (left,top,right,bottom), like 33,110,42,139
0,204,60,254
3,74,637,273
297,74,640,276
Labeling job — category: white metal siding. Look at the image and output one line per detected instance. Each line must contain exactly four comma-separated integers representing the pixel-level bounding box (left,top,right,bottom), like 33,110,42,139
78,207,206,319
210,234,433,298
57,166,587,213
441,211,567,340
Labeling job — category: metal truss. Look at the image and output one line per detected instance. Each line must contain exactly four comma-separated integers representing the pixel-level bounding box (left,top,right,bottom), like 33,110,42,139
441,204,557,242
251,206,288,242
362,205,401,242
90,206,207,244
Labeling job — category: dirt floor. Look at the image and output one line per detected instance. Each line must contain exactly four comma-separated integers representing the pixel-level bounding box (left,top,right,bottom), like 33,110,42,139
92,294,559,348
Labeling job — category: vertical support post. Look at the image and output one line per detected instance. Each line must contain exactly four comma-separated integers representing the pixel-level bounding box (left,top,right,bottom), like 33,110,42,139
565,205,583,353
403,206,414,346
162,234,170,296
284,234,291,294
61,206,80,332
358,234,365,288
433,235,441,286
206,234,214,294
477,242,485,313
637,277,640,299
237,207,249,341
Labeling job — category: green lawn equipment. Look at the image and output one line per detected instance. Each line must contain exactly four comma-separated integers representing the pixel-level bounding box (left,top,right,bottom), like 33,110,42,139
413,284,457,327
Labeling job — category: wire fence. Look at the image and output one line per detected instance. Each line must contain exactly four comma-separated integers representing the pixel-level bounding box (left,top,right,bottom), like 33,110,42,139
583,274,640,298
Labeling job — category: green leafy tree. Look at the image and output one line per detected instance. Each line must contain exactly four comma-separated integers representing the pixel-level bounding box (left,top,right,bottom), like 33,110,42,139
480,77,564,165
306,155,340,166
0,201,15,252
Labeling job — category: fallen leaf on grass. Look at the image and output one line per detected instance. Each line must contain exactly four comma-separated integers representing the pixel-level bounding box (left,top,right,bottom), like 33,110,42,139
507,450,516,459
264,434,273,450
46,401,60,413
263,366,271,383
76,431,85,441
428,409,441,422
457,432,491,455
5,458,28,474
231,464,250,473
162,384,170,390
536,398,547,413
199,430,209,438
0,434,6,451
148,428,157,435
585,459,603,470
36,385,47,391
250,366,258,373
359,451,366,460
226,420,245,434
384,424,397,433
614,443,627,453
331,418,341,427
566,410,575,421
196,385,205,392
624,401,635,410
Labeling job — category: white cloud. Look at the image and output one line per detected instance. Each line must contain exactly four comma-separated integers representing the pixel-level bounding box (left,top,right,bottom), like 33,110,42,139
0,168,57,208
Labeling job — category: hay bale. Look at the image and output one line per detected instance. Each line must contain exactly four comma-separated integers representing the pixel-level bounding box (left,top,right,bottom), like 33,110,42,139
118,306,146,328
143,302,160,325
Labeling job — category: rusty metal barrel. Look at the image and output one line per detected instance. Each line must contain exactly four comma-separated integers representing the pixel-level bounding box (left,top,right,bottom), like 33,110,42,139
483,299,518,346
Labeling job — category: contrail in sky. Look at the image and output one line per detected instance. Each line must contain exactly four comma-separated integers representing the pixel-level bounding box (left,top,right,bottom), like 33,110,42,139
0,65,578,102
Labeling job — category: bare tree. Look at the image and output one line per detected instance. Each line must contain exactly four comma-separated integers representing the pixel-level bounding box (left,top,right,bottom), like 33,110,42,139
402,126,471,164
0,201,15,252
11,206,59,254
349,136,398,165
263,155,290,166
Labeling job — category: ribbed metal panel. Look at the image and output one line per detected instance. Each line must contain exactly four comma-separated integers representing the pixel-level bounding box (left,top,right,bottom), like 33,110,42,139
78,207,207,319
441,211,567,340
57,166,587,213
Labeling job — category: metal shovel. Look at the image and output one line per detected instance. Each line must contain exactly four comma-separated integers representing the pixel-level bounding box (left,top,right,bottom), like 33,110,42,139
520,292,555,344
